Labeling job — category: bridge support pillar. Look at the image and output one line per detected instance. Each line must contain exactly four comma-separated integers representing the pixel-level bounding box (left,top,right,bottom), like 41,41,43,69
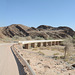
31,43,35,48
56,41,59,45
37,42,41,47
48,42,52,46
43,42,47,47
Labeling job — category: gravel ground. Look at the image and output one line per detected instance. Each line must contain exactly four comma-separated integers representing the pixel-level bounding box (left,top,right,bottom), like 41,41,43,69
16,45,75,75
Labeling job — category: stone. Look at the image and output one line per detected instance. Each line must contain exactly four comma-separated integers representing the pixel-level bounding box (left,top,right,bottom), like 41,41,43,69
72,64,75,68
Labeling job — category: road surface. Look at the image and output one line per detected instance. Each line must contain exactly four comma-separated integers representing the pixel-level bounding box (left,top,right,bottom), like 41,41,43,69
0,43,19,75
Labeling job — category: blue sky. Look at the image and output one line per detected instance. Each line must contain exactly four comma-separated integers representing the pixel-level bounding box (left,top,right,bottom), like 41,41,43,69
0,0,75,30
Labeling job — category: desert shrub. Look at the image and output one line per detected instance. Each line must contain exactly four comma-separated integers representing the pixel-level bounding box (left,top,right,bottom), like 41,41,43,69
52,56,60,60
25,36,32,40
60,56,65,59
34,36,44,40
38,51,45,55
12,35,19,40
73,35,75,39
46,47,51,50
73,35,75,43
12,36,32,41
54,53,59,55
63,38,74,59
32,48,38,51
47,37,54,40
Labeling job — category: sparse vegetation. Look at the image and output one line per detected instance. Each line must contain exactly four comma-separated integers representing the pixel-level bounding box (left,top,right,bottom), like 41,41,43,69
38,51,45,55
12,36,32,41
52,56,60,60
60,56,65,59
34,36,44,40
25,36,32,40
32,48,38,51
46,47,51,50
73,35,75,44
63,38,74,59
53,53,59,55
47,37,54,40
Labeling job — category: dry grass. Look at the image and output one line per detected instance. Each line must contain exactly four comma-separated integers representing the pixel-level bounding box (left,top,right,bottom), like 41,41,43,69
32,48,38,51
53,53,59,55
38,51,45,55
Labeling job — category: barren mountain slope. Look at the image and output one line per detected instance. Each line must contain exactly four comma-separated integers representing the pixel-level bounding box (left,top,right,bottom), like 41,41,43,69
0,24,75,40
2,24,30,37
28,25,75,39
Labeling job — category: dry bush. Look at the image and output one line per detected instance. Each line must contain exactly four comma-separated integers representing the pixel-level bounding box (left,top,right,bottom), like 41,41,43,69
34,36,44,40
38,51,45,55
25,36,32,40
53,53,59,55
63,38,74,59
47,37,54,40
73,35,75,47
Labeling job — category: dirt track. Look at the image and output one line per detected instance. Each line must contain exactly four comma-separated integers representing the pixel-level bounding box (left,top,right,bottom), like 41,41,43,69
0,43,19,75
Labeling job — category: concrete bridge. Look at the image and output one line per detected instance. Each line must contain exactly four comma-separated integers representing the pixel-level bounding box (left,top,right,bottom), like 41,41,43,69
19,40,63,49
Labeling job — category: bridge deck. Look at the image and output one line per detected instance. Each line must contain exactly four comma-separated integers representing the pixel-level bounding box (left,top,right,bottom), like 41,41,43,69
19,39,63,44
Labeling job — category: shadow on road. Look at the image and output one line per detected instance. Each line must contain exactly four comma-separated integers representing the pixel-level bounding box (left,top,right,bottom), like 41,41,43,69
11,47,27,75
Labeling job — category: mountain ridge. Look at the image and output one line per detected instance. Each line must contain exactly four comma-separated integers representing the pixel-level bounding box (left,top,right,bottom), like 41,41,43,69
0,24,75,40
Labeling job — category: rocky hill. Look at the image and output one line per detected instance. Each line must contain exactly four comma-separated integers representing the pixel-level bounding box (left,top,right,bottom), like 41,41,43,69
28,25,75,39
2,24,30,37
0,24,75,40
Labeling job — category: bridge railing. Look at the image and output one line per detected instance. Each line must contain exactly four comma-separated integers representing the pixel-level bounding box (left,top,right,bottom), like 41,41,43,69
11,44,35,75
